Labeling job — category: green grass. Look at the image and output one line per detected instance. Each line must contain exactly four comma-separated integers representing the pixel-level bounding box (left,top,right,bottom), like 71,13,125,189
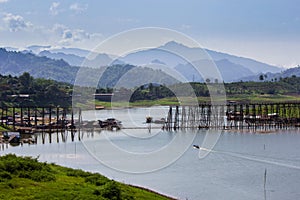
226,94,300,103
93,94,300,109
0,154,174,200
0,125,11,132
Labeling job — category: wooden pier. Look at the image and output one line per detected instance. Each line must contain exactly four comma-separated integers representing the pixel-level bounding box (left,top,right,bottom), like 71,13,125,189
0,106,81,133
2,102,300,136
163,102,300,131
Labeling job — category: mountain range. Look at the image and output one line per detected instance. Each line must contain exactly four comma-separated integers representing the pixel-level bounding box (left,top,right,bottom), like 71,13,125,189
0,48,178,88
1,41,296,86
15,41,283,82
240,65,300,82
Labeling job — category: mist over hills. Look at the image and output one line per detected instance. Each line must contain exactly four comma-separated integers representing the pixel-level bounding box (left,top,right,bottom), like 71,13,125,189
240,65,300,82
0,48,78,83
0,48,178,88
116,41,282,82
175,59,254,82
0,41,292,86
19,41,282,73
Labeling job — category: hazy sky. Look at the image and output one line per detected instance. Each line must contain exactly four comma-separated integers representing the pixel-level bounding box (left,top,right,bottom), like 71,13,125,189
0,0,299,68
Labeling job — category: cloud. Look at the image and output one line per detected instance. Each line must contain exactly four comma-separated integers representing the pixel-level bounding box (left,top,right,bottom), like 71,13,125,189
49,2,61,15
2,13,32,32
180,24,191,30
116,18,140,23
52,24,102,47
0,0,9,3
69,3,88,13
60,29,90,45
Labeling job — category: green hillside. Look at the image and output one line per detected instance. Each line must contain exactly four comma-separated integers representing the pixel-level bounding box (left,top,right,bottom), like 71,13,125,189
0,48,178,88
0,154,174,200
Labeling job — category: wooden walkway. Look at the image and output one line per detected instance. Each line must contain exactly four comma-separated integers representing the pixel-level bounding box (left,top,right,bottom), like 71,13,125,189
1,103,300,134
0,106,81,133
163,102,300,131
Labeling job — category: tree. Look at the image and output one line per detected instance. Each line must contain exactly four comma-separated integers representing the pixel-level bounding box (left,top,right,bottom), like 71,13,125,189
19,72,33,88
259,74,264,81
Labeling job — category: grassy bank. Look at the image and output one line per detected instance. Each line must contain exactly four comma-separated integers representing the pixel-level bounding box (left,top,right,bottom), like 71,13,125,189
0,154,174,200
93,94,300,109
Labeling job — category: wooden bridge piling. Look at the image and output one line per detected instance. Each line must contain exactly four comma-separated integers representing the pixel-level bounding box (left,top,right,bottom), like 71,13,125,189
163,102,300,131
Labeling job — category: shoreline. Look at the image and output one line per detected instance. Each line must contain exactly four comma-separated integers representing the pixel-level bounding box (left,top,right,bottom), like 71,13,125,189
0,154,177,200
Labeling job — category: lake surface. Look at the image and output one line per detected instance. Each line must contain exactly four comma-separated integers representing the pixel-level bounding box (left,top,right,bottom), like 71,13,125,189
1,107,300,200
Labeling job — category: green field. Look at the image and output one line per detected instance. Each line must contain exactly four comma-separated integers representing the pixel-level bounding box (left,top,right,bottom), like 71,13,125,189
93,94,300,109
0,154,174,200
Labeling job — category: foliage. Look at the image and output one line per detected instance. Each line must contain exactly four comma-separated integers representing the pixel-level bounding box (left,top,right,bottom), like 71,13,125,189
0,48,78,83
0,154,173,200
0,49,178,89
0,72,72,107
85,173,109,186
0,154,56,182
105,76,300,103
101,180,121,200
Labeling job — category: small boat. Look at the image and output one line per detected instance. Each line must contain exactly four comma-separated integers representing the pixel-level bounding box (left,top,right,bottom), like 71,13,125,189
193,144,200,149
145,117,165,124
153,118,166,124
98,118,122,129
95,106,105,110
2,131,21,144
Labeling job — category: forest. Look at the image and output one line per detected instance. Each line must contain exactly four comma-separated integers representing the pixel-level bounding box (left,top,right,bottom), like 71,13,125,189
0,72,72,107
1,72,300,108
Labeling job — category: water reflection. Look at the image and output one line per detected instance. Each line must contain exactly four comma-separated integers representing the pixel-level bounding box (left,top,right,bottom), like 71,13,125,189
0,128,103,150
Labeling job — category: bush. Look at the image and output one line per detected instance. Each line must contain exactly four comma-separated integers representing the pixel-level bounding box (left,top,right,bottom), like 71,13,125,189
29,171,56,182
85,174,109,186
101,181,121,200
93,189,101,196
0,171,12,181
66,168,91,177
0,154,55,182
18,170,56,182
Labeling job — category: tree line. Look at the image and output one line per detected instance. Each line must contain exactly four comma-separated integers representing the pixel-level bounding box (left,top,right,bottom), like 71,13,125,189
1,72,300,107
0,72,72,107
104,76,300,102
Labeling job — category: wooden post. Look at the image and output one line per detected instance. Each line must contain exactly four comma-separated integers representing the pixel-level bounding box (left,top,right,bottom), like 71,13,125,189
0,107,3,126
56,106,59,129
34,108,37,128
13,107,15,130
49,107,52,132
20,107,23,126
42,107,45,129
27,107,30,126
174,106,179,130
181,106,186,129
167,106,172,130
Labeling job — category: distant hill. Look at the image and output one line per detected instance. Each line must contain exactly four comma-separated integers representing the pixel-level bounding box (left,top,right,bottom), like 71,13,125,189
31,46,91,57
0,48,78,83
204,49,281,74
2,42,284,84
0,48,178,88
175,59,254,82
39,50,85,66
117,41,282,82
239,65,300,82
38,50,114,67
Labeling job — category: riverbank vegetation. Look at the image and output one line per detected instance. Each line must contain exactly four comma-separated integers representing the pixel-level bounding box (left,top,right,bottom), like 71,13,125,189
0,73,72,107
95,76,300,108
1,72,300,109
0,154,173,200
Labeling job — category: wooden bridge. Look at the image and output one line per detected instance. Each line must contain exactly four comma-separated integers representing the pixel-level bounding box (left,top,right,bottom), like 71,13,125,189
0,106,81,133
1,102,300,135
163,102,300,131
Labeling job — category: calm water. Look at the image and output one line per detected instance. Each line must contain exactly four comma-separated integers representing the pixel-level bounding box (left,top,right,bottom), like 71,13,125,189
1,107,300,200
